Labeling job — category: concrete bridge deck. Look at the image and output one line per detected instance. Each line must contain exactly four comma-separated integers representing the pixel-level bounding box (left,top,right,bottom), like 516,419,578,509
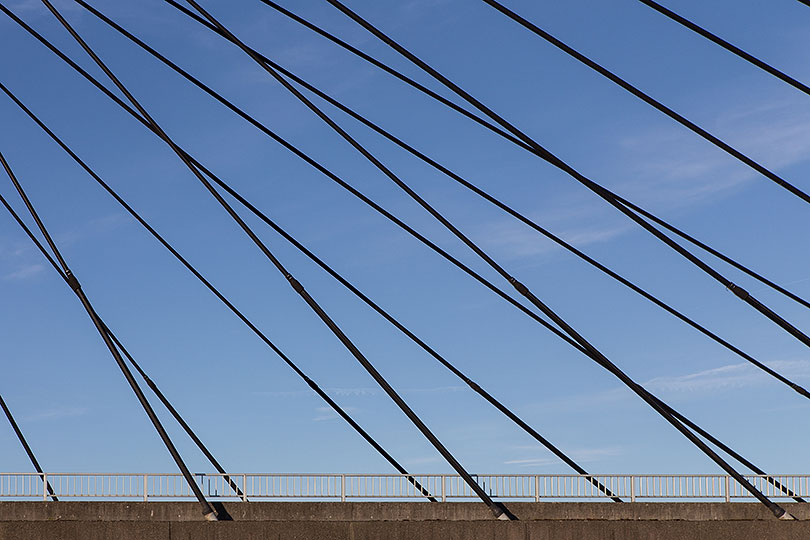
1,502,809,539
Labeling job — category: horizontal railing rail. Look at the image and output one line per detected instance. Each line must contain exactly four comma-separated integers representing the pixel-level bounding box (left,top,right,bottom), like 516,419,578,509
0,473,807,501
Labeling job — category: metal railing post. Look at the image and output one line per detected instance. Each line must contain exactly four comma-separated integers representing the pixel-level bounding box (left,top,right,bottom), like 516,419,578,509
242,474,248,502
340,474,346,502
143,474,148,502
630,475,636,502
441,475,446,502
42,473,47,501
725,475,730,503
535,475,540,502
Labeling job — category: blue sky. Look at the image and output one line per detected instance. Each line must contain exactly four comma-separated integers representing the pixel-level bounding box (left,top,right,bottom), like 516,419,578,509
1,0,810,478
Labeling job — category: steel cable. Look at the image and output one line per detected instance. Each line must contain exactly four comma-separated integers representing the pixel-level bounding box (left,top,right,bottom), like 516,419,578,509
482,0,810,205
0,148,218,520
251,0,810,312
639,0,810,97
0,79,435,503
320,0,798,518
46,0,468,513
323,0,810,353
124,0,810,402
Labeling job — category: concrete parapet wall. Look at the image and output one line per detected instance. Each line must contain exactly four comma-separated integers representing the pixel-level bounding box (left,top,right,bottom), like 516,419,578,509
0,520,809,540
1,502,809,539
2,501,810,521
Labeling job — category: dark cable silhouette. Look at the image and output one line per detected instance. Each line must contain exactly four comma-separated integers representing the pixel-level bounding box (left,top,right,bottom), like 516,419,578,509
49,0,477,514
0,180,249,499
319,0,797,518
75,0,624,502
7,1,797,504
0,148,218,520
639,0,810,98
0,393,57,501
481,0,810,205
186,0,793,518
251,0,810,312
3,0,800,516
106,0,810,402
323,0,810,354
0,79,435,503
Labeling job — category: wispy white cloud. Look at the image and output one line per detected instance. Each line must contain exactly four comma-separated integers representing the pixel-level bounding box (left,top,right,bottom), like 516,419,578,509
54,213,128,248
0,213,126,281
615,96,810,208
8,0,81,16
475,200,631,261
526,359,810,415
403,455,442,466
23,406,88,422
255,385,466,398
0,240,45,281
2,262,44,281
476,94,810,262
643,359,810,394
403,385,466,394
505,445,622,467
312,405,359,422
329,387,379,397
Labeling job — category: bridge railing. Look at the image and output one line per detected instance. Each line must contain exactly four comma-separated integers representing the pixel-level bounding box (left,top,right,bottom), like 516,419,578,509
0,473,807,501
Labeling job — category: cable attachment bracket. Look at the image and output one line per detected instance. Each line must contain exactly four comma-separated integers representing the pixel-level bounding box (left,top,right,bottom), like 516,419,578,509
508,277,529,296
727,283,750,300
65,270,81,292
287,275,305,294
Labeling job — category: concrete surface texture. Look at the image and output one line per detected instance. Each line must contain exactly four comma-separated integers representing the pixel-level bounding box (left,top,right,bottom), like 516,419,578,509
0,502,808,539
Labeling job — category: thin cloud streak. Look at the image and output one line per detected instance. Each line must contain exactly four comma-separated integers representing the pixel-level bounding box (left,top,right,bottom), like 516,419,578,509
476,94,810,262
616,96,810,208
505,445,622,467
23,406,88,422
255,385,467,398
526,359,810,413
643,359,810,394
3,262,44,280
312,405,359,422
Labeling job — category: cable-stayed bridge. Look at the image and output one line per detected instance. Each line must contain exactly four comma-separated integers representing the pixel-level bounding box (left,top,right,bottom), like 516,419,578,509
1,0,810,536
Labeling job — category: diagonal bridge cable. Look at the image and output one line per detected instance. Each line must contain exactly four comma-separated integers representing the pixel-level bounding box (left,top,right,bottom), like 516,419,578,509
39,0,513,517
7,1,797,506
182,0,793,519
73,0,620,502
323,0,810,354
0,81,435,504
0,0,602,485
100,0,810,403
0,393,58,501
480,0,810,206
638,0,810,98
93,0,803,500
251,0,810,314
0,194,59,503
45,1,810,500
0,149,219,520
285,0,799,517
0,173,250,499
45,0,471,512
